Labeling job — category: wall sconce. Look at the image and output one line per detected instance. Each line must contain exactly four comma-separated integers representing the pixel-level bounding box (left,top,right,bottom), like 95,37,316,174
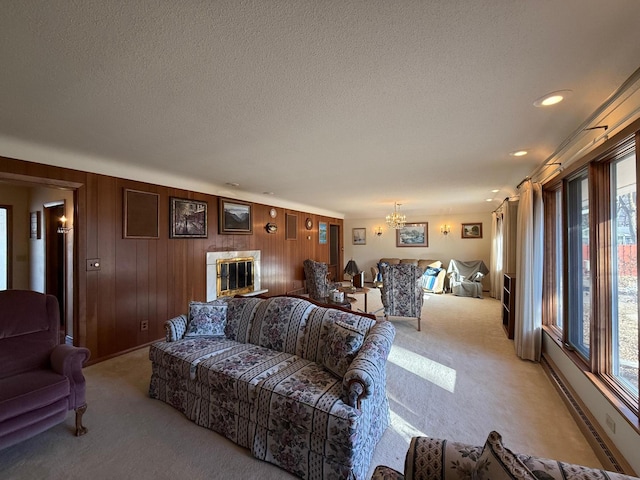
57,215,72,234
374,226,383,237
440,225,451,236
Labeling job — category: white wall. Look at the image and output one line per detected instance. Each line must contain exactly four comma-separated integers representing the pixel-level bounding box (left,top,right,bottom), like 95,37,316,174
543,333,640,474
343,212,492,289
0,185,30,289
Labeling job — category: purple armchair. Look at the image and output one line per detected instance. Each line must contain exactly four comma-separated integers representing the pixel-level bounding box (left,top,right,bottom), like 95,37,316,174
0,290,90,450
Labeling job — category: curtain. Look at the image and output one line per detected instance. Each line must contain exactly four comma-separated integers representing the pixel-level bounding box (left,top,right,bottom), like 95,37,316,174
515,180,543,361
489,212,503,299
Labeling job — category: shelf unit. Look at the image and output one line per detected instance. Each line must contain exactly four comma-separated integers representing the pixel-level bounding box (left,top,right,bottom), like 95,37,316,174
502,273,515,339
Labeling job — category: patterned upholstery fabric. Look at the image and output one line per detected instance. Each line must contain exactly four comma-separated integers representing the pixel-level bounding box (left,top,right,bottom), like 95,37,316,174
303,259,331,301
371,434,639,480
149,296,395,480
379,262,424,331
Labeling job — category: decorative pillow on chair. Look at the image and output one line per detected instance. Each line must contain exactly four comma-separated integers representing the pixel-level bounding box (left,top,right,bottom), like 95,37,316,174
473,431,537,480
185,300,228,337
322,319,366,377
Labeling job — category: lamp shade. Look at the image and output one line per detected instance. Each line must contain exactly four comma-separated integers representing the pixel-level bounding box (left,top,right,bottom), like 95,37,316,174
344,259,360,277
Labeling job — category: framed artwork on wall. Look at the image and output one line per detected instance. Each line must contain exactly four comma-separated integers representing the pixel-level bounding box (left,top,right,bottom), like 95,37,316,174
461,222,483,239
123,189,159,239
352,227,366,245
396,222,428,247
170,197,207,238
319,222,327,244
219,198,252,234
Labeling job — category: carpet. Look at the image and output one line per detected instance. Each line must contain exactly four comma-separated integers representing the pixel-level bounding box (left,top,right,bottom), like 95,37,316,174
0,291,600,479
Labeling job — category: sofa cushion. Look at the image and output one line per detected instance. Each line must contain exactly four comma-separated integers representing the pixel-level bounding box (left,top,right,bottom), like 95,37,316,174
149,336,245,379
254,359,362,447
185,301,227,337
194,344,300,404
0,370,70,422
225,297,264,343
300,308,376,364
0,332,58,380
474,431,537,480
249,297,314,355
322,320,366,377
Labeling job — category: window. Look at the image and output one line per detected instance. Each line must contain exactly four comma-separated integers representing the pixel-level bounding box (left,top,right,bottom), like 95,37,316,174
566,173,590,360
610,153,638,398
543,131,639,418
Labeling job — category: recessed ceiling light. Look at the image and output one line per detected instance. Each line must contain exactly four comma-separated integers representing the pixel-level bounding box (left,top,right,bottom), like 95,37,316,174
263,191,274,195
533,90,572,107
485,198,493,202
491,189,499,193
225,182,240,187
509,150,528,157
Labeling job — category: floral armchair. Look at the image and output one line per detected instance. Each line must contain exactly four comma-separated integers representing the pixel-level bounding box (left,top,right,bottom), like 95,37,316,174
379,262,424,331
303,259,330,301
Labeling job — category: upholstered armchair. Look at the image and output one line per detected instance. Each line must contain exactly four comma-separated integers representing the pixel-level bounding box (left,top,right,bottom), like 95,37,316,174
303,259,330,301
379,262,424,331
447,259,489,298
0,290,90,450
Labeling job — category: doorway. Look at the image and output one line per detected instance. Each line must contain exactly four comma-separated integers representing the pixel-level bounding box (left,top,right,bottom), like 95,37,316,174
44,203,65,340
329,223,342,282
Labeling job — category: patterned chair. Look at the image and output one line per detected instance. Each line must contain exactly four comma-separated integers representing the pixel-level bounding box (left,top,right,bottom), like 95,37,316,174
303,259,331,301
379,262,424,331
371,431,639,480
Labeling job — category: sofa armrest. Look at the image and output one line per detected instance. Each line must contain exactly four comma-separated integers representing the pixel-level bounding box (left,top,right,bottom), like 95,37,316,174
50,344,91,408
164,314,188,341
343,320,395,409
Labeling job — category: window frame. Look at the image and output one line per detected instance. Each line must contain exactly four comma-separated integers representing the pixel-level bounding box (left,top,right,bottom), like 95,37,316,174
542,127,640,424
0,205,12,290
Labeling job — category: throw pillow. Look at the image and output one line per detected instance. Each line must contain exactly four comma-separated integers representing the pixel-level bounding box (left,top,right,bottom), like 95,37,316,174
185,301,227,337
322,319,366,377
473,431,537,480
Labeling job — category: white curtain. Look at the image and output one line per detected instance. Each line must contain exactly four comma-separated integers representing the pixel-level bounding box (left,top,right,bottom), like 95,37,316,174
489,212,503,299
514,180,543,361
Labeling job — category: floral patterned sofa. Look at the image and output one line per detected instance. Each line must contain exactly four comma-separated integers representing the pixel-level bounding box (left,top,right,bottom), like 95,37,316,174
149,295,395,480
371,431,639,480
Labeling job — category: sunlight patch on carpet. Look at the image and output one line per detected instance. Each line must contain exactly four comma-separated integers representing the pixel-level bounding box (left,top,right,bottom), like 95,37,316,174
388,345,456,392
389,410,428,442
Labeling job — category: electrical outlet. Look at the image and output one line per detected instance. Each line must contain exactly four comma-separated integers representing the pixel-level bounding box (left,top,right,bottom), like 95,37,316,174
605,414,616,433
140,320,149,331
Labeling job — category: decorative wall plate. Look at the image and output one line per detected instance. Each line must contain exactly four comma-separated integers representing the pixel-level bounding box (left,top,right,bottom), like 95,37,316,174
305,218,313,230
266,223,278,234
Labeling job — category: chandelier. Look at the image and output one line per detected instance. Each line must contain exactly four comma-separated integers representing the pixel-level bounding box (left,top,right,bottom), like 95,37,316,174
385,202,406,229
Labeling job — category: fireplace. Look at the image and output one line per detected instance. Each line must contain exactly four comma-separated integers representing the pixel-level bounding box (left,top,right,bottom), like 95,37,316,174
206,250,262,301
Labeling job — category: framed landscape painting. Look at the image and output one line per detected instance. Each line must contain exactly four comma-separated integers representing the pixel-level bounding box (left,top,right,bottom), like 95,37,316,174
352,227,366,245
318,222,327,244
219,198,252,234
396,222,428,247
461,222,483,239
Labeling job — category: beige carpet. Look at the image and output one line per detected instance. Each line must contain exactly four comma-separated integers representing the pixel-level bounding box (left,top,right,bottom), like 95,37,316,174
0,291,601,479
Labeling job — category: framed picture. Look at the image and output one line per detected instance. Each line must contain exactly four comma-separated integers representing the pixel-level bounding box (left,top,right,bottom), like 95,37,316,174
319,222,327,244
285,213,297,240
219,198,252,234
170,197,208,238
396,222,428,247
30,211,41,239
352,227,366,245
461,222,483,239
124,189,159,239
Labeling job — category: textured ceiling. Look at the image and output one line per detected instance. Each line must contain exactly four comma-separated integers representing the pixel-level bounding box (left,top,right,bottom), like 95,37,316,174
1,1,640,219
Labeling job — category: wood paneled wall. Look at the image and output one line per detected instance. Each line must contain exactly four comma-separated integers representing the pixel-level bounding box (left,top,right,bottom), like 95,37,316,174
0,156,342,363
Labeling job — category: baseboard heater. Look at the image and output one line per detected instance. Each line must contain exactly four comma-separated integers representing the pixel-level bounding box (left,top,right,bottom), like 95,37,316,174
540,354,636,475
